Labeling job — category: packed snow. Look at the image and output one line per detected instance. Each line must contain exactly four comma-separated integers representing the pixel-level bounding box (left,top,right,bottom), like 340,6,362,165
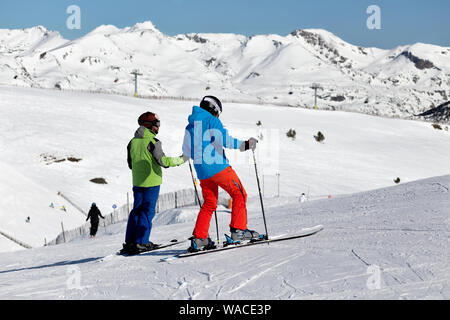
0,174,448,299
0,161,85,251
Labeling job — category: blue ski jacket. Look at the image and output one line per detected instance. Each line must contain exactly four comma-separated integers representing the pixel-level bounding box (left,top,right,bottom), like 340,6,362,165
182,106,243,180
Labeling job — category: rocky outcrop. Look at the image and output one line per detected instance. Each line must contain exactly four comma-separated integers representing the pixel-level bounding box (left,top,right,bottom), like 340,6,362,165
418,101,450,123
399,51,436,70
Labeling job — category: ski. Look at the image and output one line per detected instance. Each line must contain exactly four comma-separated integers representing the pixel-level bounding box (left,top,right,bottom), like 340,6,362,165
160,225,324,262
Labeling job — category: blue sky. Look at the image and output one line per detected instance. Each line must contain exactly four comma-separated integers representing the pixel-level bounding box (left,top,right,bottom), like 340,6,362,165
0,0,449,49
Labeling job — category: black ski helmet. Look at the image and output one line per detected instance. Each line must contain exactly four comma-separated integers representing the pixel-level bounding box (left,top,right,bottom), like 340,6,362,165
200,96,222,117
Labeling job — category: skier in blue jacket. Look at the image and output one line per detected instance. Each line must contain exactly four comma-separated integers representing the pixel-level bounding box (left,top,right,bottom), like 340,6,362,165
182,96,260,251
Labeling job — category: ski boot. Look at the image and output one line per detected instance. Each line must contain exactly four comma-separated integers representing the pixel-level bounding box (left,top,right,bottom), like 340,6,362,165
188,236,216,253
120,242,158,255
136,242,159,253
224,228,265,246
119,242,139,255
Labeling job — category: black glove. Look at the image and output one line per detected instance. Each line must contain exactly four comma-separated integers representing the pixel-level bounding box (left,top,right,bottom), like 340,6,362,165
240,138,258,152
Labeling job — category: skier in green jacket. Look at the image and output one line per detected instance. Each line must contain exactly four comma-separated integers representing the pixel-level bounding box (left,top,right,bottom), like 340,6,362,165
120,112,187,255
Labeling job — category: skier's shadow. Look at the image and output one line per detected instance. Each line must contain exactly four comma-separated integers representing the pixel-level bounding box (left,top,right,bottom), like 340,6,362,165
0,257,103,275
140,249,187,257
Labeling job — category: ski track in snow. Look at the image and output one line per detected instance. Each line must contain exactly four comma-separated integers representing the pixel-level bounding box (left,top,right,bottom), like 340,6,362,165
225,256,298,294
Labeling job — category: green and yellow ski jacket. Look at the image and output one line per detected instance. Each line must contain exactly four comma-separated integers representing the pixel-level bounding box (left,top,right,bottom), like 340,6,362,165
127,126,184,187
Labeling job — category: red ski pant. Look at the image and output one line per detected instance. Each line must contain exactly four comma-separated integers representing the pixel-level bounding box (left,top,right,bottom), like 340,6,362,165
193,167,247,239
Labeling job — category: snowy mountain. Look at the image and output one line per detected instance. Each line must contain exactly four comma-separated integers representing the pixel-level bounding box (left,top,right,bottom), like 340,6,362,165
1,22,449,121
0,174,448,299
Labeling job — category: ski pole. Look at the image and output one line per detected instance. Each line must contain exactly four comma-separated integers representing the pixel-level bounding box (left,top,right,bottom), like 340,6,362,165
189,160,202,208
252,149,269,240
189,160,220,244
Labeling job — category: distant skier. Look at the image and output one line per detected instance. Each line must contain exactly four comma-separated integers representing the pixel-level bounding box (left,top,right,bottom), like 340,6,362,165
25,216,31,223
121,112,187,255
299,193,308,203
182,96,261,252
86,203,104,238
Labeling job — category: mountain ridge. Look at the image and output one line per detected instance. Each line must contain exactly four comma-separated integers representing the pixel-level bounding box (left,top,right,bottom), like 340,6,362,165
1,21,449,122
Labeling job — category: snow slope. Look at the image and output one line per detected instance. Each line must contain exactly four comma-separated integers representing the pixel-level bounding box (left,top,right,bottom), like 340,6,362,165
0,161,86,250
1,85,450,252
1,22,449,121
0,174,448,299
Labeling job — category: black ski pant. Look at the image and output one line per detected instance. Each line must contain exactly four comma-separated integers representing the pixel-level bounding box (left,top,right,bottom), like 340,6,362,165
90,219,99,236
